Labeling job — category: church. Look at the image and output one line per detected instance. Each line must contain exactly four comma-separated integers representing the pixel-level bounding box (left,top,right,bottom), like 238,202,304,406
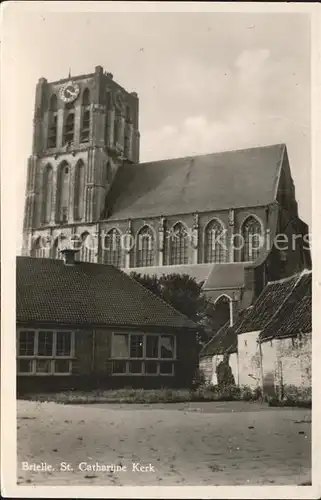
22,65,311,313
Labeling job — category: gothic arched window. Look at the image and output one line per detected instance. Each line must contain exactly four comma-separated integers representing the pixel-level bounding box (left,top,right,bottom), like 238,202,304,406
103,228,123,267
125,105,131,123
169,222,189,265
136,226,155,267
204,219,227,263
31,237,47,258
104,162,113,185
114,114,119,146
241,216,262,262
82,88,90,106
49,94,58,112
63,111,75,145
47,94,58,148
74,160,85,220
80,232,94,262
124,123,131,158
56,161,70,223
52,236,67,260
42,164,53,224
80,88,90,143
212,295,231,334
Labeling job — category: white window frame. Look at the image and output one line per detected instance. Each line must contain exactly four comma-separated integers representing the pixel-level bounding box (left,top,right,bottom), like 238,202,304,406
17,329,75,376
111,332,177,376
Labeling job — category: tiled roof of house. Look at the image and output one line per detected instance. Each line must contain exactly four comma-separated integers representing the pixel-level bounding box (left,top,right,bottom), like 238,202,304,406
106,144,285,220
259,271,311,342
199,307,253,357
235,272,301,334
16,257,198,330
202,263,251,291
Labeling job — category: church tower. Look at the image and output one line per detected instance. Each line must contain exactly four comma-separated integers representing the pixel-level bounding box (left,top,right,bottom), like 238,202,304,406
22,65,140,257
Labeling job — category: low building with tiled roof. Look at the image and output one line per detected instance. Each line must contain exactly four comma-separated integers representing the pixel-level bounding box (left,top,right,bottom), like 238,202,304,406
16,253,199,394
236,269,311,398
199,307,253,386
197,269,312,400
258,270,311,398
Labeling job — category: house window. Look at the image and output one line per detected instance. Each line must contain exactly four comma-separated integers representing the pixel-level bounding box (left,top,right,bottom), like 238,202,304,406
130,335,144,358
19,331,35,356
204,219,227,263
17,330,75,376
111,332,176,376
241,216,262,262
38,331,53,356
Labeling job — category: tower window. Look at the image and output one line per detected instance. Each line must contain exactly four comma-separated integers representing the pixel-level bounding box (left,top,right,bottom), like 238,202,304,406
63,113,75,145
114,114,119,145
105,162,112,184
74,160,85,220
42,164,53,224
56,162,70,223
80,89,91,143
126,105,131,122
47,94,58,149
82,88,90,106
49,94,58,112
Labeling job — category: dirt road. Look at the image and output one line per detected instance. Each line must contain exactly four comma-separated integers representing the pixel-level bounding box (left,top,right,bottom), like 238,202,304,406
17,400,311,486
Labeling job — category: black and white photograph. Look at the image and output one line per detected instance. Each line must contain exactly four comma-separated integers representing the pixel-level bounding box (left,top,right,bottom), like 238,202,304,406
1,1,320,498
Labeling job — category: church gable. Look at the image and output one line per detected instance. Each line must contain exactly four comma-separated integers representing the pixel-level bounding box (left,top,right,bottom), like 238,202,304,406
275,147,298,217
105,143,286,221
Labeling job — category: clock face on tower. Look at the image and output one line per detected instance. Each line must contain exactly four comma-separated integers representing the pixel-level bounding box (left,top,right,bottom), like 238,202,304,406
59,81,80,103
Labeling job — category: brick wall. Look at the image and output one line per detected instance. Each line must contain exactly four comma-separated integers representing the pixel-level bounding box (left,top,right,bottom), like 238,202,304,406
260,333,312,399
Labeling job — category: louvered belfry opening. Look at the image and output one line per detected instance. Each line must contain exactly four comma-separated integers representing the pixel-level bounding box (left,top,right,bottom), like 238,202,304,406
80,88,91,143
47,94,58,148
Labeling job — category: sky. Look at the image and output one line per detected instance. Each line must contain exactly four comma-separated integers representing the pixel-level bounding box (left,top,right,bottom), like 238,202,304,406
2,6,311,253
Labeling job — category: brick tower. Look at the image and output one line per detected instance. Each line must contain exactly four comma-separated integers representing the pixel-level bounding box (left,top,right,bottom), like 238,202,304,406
22,65,140,257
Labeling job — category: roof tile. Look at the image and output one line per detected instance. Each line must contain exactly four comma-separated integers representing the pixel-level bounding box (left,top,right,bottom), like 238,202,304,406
16,257,198,330
106,144,285,220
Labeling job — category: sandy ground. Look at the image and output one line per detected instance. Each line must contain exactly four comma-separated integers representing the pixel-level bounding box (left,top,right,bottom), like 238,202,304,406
17,400,311,486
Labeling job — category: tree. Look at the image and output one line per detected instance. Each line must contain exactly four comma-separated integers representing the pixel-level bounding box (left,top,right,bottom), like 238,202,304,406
130,272,212,348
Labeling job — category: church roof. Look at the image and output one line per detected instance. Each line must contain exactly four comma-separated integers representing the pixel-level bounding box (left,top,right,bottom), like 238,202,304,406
16,257,198,330
202,263,251,290
107,143,286,220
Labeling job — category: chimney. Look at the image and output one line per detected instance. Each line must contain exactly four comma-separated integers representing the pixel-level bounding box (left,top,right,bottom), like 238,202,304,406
60,248,79,266
229,293,238,327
